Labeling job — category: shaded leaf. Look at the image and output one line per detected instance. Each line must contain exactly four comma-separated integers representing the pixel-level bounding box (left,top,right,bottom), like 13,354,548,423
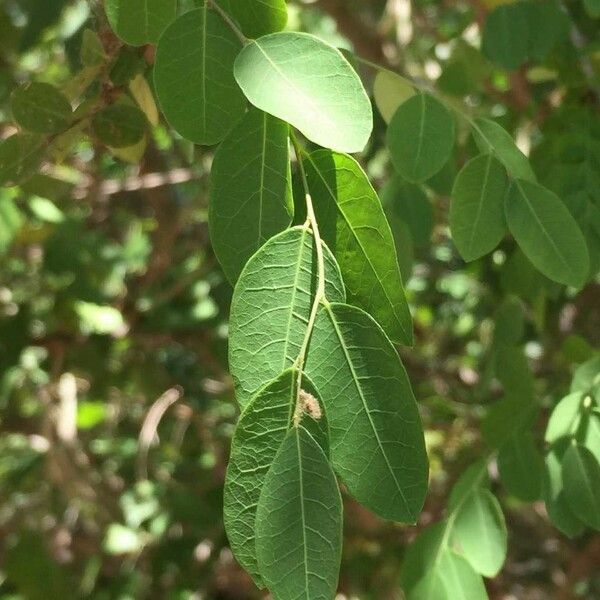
215,0,287,38
229,226,345,408
305,150,413,345
255,426,342,600
224,369,328,587
472,118,536,181
562,444,600,530
12,82,72,134
154,7,246,145
450,154,508,261
505,180,590,287
497,432,544,501
0,134,44,187
387,93,455,183
306,302,428,522
209,108,293,283
105,0,177,46
92,105,147,148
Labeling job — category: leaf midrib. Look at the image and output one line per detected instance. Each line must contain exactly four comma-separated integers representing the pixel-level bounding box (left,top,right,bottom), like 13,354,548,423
324,303,412,517
513,180,572,275
307,155,410,341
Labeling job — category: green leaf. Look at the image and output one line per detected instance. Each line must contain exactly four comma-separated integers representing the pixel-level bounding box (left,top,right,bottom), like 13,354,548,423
154,7,246,145
571,356,600,393
408,550,488,600
255,426,342,600
562,444,600,530
481,3,529,71
11,82,71,134
400,522,446,593
497,432,544,502
482,395,537,451
545,392,585,443
373,69,415,124
80,29,105,67
493,344,535,399
215,0,287,38
0,133,44,187
584,0,600,18
505,180,590,287
229,226,345,408
387,92,455,183
209,108,293,283
380,176,432,247
472,118,536,181
306,302,428,522
92,104,148,148
0,198,23,254
105,0,177,46
305,150,413,345
234,32,373,153
481,1,568,70
493,297,525,347
224,369,328,587
451,488,507,577
450,154,508,261
542,441,586,538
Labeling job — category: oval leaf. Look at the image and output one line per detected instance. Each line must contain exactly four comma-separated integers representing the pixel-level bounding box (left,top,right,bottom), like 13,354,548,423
215,0,287,38
11,82,72,134
154,8,246,145
234,32,373,153
306,302,428,522
562,444,600,530
408,550,487,600
105,0,177,46
505,179,590,287
543,441,587,538
450,154,508,261
92,104,147,148
209,108,293,283
497,432,544,502
229,226,345,408
255,426,342,600
472,118,535,181
0,134,44,187
373,69,415,124
451,488,507,577
224,369,328,587
545,392,585,443
481,3,529,70
387,92,455,183
305,150,413,345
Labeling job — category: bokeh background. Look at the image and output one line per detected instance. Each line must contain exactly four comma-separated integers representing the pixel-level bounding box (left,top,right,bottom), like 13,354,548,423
1,0,599,598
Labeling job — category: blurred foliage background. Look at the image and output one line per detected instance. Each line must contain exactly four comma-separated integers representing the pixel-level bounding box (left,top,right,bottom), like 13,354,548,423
1,0,599,598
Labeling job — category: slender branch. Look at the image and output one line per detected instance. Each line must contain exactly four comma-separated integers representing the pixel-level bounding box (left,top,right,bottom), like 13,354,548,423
290,131,327,425
206,0,248,45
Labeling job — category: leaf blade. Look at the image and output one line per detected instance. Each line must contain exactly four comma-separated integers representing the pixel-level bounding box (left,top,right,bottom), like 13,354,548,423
154,8,246,145
505,179,590,287
387,93,455,183
209,108,293,283
234,32,373,153
223,369,328,587
450,154,508,261
229,226,345,408
255,426,342,600
305,150,413,345
306,302,428,522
